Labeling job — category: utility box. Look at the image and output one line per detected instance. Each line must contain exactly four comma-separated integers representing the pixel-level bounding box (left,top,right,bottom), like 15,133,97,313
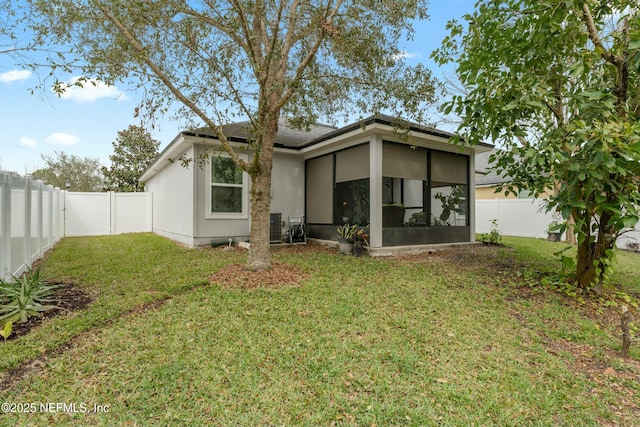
270,212,282,244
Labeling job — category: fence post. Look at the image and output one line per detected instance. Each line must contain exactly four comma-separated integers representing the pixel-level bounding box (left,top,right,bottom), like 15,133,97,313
46,185,53,250
35,180,44,260
147,192,153,232
23,177,32,274
110,191,116,235
0,173,10,281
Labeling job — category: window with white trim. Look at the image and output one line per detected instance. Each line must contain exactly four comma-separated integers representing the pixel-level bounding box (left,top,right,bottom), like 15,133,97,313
209,155,246,216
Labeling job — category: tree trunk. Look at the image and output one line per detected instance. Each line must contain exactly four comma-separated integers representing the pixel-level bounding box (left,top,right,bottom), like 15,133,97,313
247,169,272,271
566,214,577,245
246,114,278,271
575,211,614,294
576,236,598,291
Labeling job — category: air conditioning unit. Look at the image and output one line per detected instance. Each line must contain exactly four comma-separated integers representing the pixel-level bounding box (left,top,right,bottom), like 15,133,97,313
270,212,282,244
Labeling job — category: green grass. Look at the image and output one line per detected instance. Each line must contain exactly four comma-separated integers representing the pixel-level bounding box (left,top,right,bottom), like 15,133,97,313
0,233,638,426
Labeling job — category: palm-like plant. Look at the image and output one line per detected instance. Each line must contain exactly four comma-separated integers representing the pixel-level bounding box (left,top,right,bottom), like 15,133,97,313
0,267,60,325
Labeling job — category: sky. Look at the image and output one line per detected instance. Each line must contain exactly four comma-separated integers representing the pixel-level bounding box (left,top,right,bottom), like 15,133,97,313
0,1,474,175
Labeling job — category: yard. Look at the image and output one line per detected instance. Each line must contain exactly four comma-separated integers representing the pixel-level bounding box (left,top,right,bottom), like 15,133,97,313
0,234,639,426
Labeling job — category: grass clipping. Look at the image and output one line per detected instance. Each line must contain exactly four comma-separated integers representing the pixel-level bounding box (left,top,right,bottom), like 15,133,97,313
210,262,309,289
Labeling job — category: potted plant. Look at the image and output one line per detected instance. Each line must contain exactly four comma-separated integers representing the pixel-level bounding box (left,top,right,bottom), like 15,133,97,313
546,212,564,242
337,223,358,254
352,226,369,257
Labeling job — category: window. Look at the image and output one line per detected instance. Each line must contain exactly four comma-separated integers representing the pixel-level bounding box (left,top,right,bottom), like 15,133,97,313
209,156,247,217
334,178,369,225
430,151,469,226
431,184,467,226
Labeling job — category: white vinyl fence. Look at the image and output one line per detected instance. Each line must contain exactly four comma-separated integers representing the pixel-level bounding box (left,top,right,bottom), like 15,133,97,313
476,198,640,249
1,171,153,280
65,192,152,237
0,172,65,281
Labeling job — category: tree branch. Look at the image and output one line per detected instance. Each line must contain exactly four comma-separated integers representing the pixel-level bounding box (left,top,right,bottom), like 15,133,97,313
277,0,343,111
581,4,619,66
94,1,249,171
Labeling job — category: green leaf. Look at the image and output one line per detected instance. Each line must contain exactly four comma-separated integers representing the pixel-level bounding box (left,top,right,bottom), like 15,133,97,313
0,321,11,341
622,216,639,229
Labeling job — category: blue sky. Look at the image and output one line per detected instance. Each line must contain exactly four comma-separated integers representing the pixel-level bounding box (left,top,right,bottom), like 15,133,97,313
0,1,473,175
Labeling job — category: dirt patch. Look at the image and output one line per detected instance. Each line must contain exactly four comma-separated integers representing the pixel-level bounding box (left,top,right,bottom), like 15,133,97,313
210,262,310,289
544,337,640,424
395,244,521,278
3,282,93,341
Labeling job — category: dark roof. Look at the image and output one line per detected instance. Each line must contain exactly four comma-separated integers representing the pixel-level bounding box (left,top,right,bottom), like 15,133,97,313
181,114,494,150
182,118,337,149
475,148,519,186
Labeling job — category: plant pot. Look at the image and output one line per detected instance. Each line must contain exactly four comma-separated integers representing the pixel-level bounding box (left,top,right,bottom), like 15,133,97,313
338,239,354,255
353,245,365,257
547,232,561,242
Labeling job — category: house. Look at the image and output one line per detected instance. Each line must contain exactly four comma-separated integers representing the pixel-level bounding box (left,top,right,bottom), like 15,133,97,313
475,149,514,200
141,114,493,251
475,148,553,200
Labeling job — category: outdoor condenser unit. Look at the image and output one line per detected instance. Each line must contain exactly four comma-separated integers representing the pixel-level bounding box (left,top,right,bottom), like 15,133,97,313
270,212,282,244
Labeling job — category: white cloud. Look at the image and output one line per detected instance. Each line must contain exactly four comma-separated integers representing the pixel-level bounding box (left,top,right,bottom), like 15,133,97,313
19,136,38,148
45,132,80,146
0,70,32,83
56,76,129,103
391,51,419,61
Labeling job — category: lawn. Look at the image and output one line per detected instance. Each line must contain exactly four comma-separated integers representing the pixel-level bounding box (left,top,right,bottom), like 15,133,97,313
0,233,638,426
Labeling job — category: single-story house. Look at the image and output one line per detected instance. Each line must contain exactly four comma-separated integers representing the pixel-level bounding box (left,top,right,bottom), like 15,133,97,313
475,148,553,200
141,114,493,250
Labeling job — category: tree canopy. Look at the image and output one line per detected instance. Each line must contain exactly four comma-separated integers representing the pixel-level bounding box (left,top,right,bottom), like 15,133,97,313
102,125,160,192
30,150,103,191
24,0,438,270
433,0,640,292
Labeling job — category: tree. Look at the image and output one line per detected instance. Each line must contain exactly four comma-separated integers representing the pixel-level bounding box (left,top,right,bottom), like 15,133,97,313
30,151,103,192
28,0,437,270
102,125,160,192
433,0,640,293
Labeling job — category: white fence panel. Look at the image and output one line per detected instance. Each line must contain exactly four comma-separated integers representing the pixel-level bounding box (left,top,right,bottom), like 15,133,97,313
476,198,553,239
112,193,152,235
476,198,640,249
65,191,152,237
65,193,111,237
0,172,64,281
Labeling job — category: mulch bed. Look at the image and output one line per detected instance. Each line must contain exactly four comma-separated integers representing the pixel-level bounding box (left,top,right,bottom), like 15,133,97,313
207,242,333,289
209,262,309,289
2,283,93,341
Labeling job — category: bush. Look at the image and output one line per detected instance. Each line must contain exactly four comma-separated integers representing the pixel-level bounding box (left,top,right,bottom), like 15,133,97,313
0,267,60,325
479,219,502,245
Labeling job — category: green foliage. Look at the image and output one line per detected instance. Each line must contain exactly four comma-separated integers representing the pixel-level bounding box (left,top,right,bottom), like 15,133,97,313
545,212,565,234
0,321,11,341
101,125,160,192
553,246,576,277
0,267,60,324
336,223,359,242
30,150,104,191
25,0,438,269
433,185,464,225
434,0,640,292
479,219,502,245
403,210,427,227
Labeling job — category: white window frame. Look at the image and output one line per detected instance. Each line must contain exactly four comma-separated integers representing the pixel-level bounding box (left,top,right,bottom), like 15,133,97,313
206,154,249,219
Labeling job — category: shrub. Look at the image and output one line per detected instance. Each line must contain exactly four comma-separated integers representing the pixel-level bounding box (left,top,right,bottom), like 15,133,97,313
0,267,60,325
479,219,502,245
